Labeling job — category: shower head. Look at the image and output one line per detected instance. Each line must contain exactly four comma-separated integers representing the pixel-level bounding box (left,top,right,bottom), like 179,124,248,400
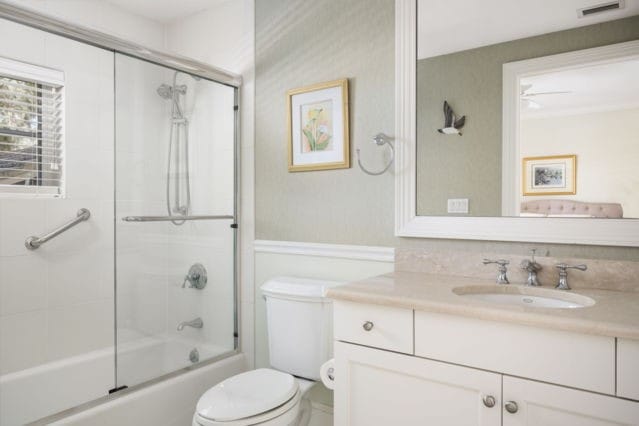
157,84,173,99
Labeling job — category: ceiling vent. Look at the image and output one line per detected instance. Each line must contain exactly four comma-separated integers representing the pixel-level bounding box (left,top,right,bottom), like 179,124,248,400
577,0,625,18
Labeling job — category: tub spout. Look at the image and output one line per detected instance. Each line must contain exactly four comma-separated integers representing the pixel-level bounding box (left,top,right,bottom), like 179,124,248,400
177,317,203,331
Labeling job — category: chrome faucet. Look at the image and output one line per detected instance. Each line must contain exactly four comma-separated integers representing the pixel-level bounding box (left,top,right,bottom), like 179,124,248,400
483,259,510,284
555,263,587,290
177,317,203,331
182,263,207,289
520,249,542,286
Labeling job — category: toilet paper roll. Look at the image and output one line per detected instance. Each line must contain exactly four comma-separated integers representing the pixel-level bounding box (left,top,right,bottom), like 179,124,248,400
320,358,335,390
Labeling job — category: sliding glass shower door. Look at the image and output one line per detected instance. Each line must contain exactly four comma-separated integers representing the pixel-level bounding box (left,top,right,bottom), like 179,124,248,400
0,13,238,426
114,54,237,388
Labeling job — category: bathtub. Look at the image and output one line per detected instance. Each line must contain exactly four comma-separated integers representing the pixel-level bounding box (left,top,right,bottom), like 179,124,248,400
0,335,241,426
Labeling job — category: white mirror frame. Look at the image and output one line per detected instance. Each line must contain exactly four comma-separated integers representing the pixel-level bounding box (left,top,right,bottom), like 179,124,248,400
394,0,639,246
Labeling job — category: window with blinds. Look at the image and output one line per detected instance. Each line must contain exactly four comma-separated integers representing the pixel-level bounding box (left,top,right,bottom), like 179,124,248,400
0,58,64,197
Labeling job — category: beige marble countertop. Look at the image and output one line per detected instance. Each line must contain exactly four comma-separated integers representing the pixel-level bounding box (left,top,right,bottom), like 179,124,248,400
326,271,639,340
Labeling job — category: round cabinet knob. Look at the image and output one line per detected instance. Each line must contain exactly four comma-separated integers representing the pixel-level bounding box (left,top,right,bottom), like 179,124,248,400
362,321,374,331
505,401,518,414
482,395,496,408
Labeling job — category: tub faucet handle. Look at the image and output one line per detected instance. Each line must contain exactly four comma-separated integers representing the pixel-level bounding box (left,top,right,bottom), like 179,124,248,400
181,263,207,289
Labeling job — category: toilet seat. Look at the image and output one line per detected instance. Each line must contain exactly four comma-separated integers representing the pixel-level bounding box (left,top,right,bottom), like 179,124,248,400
194,369,301,426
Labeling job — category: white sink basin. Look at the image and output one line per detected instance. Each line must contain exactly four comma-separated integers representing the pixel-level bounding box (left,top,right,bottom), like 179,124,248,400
453,285,595,309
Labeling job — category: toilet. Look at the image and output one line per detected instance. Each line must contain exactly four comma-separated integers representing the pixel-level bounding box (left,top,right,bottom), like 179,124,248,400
193,277,342,426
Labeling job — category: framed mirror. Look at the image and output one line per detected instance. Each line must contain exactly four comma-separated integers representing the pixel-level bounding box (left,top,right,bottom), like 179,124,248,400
395,0,639,246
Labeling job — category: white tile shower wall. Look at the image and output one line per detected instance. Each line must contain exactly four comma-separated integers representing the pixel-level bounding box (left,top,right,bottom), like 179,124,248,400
166,0,255,366
166,224,235,351
164,78,236,354
0,19,115,374
115,55,172,351
115,53,237,376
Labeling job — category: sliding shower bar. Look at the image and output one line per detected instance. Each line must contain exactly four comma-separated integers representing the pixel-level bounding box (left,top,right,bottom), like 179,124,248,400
121,215,234,222
25,208,91,250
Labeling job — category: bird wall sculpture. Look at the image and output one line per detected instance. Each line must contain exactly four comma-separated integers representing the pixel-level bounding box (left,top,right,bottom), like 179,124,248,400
438,101,466,136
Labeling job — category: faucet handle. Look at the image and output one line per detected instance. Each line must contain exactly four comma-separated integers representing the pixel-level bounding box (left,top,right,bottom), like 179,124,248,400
483,259,510,284
556,263,588,272
555,263,587,290
181,263,208,289
483,259,509,267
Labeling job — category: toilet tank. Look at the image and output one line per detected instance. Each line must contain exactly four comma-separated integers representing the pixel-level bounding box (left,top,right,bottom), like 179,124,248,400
261,277,343,380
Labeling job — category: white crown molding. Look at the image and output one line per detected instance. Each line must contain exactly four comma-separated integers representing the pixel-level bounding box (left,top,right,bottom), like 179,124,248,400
395,0,639,246
253,240,395,263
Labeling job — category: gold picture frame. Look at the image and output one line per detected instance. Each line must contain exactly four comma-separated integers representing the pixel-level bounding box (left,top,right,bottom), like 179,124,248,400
522,154,577,196
287,79,350,172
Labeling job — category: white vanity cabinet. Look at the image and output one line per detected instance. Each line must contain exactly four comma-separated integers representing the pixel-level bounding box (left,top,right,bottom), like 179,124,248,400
502,376,639,426
618,338,639,401
334,341,501,426
332,301,639,426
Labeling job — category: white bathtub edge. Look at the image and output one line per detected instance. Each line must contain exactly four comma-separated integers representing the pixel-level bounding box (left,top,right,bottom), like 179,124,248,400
44,353,248,426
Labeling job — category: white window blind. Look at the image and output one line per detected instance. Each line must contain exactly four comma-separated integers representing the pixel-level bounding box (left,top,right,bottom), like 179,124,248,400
0,57,64,197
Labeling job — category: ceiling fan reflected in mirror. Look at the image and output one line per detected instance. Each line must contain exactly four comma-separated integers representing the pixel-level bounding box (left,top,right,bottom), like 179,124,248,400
520,83,572,109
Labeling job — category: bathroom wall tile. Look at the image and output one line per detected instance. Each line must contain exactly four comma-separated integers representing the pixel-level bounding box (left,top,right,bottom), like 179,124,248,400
46,247,104,307
98,247,115,300
46,300,114,362
0,199,47,257
0,310,47,375
0,255,47,316
97,53,115,154
64,148,114,201
116,272,168,338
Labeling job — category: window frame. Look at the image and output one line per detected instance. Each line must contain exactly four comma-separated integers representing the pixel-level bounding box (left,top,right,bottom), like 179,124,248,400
0,56,64,198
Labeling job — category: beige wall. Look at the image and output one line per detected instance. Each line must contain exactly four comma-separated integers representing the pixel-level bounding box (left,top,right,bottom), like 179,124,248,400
255,0,395,246
520,108,639,218
255,0,639,261
416,16,639,217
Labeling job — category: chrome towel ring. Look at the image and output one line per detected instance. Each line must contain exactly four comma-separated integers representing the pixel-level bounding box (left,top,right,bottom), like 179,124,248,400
356,133,394,176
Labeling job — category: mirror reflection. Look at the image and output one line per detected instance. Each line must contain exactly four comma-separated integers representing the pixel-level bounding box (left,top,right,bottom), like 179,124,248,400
416,0,639,218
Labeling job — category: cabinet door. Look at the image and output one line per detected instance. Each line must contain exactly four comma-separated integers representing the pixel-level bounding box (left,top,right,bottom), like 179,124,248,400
503,376,639,426
334,341,501,426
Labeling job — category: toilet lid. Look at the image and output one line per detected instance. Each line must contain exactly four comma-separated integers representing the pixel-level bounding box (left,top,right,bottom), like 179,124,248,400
196,369,298,422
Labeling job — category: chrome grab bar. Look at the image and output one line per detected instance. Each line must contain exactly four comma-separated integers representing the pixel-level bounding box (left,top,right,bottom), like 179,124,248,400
121,215,233,222
25,208,91,250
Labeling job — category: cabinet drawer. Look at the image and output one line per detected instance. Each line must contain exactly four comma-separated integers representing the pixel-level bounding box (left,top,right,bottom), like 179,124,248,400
415,311,615,394
334,301,413,354
618,338,639,401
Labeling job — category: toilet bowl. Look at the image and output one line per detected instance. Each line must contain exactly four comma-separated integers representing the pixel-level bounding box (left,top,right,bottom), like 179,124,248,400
193,277,342,426
192,369,315,426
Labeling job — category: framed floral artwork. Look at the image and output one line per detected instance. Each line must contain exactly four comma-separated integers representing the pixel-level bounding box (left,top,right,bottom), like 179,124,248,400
287,79,350,172
522,154,577,196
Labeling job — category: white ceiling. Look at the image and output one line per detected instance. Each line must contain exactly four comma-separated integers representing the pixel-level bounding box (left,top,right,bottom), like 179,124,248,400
520,59,639,118
104,0,228,24
418,0,639,59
